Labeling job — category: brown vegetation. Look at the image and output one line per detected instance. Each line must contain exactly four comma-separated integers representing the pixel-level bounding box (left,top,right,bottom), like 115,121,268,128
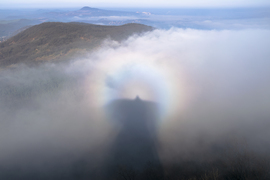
0,22,153,67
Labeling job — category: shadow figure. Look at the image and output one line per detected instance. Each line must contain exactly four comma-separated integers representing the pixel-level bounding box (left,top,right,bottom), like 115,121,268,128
105,96,163,179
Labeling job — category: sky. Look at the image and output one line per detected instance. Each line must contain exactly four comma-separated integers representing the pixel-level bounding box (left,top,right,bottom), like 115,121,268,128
1,0,270,8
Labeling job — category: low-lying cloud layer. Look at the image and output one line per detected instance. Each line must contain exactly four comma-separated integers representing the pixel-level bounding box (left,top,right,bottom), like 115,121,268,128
0,28,270,178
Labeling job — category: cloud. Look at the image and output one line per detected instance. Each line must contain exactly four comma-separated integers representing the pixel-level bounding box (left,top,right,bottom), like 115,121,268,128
0,27,270,177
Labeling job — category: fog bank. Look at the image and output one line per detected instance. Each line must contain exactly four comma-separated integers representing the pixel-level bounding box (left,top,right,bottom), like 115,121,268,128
0,28,270,179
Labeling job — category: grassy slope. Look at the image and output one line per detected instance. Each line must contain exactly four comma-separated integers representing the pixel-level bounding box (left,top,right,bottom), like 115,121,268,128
0,22,153,67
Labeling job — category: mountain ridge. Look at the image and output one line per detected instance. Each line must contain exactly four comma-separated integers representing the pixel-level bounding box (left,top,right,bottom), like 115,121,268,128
0,22,153,67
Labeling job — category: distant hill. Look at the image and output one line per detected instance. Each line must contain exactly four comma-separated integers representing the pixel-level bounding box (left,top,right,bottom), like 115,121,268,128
44,6,142,19
0,22,153,67
80,6,100,11
72,6,141,16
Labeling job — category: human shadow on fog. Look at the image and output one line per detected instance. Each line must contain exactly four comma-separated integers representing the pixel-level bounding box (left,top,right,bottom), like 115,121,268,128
105,96,163,179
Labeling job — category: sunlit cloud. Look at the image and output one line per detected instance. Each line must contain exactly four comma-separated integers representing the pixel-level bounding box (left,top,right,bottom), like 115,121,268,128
0,27,270,173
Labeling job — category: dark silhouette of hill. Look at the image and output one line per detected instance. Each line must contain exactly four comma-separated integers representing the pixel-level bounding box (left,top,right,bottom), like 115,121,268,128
105,96,163,179
45,6,141,18
80,6,99,11
0,22,153,67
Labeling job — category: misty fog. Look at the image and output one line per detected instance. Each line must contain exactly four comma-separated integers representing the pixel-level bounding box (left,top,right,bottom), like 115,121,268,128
0,28,270,179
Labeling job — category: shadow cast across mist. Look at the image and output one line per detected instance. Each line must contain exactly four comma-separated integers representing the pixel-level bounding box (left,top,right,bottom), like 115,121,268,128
105,96,163,179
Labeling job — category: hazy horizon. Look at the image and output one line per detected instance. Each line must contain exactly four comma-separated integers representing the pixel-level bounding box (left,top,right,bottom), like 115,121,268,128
1,0,270,9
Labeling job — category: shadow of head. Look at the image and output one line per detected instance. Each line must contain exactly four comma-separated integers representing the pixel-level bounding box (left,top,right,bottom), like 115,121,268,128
106,96,159,132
